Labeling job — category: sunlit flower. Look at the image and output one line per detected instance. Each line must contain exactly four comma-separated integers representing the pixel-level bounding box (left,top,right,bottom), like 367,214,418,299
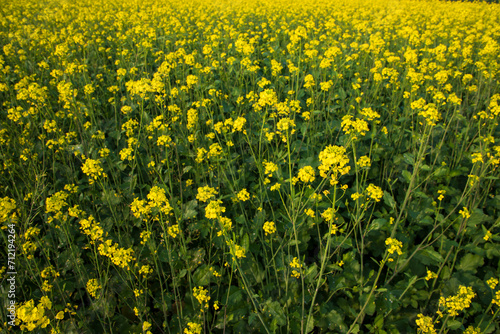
263,221,276,236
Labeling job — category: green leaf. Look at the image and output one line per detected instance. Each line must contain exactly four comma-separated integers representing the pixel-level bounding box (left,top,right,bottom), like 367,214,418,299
326,309,347,332
418,248,444,265
402,170,412,183
306,315,315,333
383,192,396,210
228,287,243,305
305,263,318,281
467,209,489,228
183,199,198,219
264,300,286,327
178,269,187,278
359,293,376,316
242,233,250,252
446,319,462,330
456,253,484,273
338,87,346,100
192,265,211,286
403,153,415,165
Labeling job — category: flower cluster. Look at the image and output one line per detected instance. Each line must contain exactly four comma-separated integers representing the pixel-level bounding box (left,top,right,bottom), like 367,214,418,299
45,191,68,222
205,200,226,219
184,322,202,334
357,156,371,168
193,286,210,310
79,215,105,244
341,115,369,138
263,221,276,236
236,189,250,202
366,184,383,202
415,314,436,334
0,197,17,224
81,158,107,184
16,297,52,331
297,166,315,183
227,240,246,259
385,238,403,256
86,279,102,298
290,257,302,278
98,239,135,269
131,186,173,220
318,145,350,185
438,286,476,317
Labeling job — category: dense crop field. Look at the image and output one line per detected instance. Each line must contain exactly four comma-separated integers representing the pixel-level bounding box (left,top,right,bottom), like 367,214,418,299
1,0,500,332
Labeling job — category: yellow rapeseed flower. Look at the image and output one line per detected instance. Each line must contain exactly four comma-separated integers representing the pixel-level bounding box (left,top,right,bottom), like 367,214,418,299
263,221,276,236
385,237,403,256
298,166,315,183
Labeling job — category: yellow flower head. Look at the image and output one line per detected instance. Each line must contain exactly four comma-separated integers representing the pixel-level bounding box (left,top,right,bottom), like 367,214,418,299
366,184,383,202
425,270,438,281
196,186,218,202
236,189,250,202
385,237,403,256
487,277,498,290
184,322,202,334
205,200,225,219
459,207,471,219
86,279,102,299
168,224,180,238
298,166,315,183
81,158,106,184
415,314,436,334
263,221,276,236
357,156,371,168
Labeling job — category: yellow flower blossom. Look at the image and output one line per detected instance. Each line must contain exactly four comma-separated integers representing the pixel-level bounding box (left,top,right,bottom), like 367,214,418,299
298,166,315,183
86,279,101,298
438,286,476,316
205,200,225,219
81,158,107,184
263,221,276,236
236,189,250,201
168,225,180,238
459,207,471,219
366,184,383,202
385,237,403,255
487,277,498,290
196,186,218,202
184,322,202,334
415,314,436,334
425,270,438,281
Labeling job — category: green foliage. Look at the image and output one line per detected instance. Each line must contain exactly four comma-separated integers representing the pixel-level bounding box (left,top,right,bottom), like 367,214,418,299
0,0,500,333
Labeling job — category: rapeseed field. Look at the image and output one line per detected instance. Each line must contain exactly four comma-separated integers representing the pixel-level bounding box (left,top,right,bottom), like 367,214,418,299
1,0,500,332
